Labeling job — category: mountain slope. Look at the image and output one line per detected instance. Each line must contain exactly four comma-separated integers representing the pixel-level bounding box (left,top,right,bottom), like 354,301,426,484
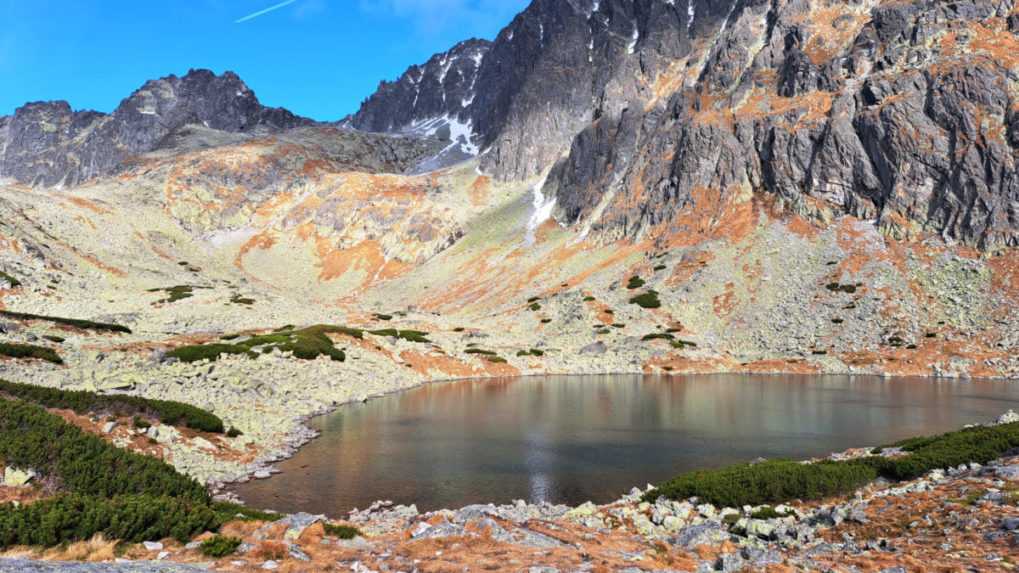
351,0,1019,248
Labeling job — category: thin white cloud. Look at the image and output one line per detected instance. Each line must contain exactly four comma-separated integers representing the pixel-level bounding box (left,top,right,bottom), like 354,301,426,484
235,0,300,23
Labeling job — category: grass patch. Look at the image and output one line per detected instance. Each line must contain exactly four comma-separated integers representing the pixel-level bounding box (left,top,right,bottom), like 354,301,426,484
671,340,697,349
527,297,541,303
200,535,242,557
653,264,667,271
642,333,675,342
583,296,596,302
516,349,545,357
0,311,130,334
0,343,62,364
0,379,224,433
465,348,497,356
0,271,21,288
42,335,65,343
528,302,541,311
626,276,646,290
629,291,661,309
647,422,1019,507
323,524,361,539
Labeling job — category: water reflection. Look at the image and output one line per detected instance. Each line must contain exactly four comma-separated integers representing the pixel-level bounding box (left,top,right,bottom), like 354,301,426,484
233,374,1019,515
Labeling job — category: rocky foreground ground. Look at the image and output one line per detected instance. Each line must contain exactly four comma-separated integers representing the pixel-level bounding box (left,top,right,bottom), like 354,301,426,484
3,414,1019,572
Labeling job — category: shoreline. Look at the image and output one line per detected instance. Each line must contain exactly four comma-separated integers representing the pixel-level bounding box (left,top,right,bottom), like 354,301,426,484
215,368,1019,514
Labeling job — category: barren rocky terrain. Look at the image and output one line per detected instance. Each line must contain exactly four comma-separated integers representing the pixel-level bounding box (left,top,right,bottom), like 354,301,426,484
0,0,1018,570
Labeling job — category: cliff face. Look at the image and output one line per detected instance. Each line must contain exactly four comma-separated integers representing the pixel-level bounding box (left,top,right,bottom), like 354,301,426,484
352,0,1019,248
0,69,312,187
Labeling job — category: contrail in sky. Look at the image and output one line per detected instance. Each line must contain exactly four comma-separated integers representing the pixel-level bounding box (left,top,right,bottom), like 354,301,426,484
235,0,299,23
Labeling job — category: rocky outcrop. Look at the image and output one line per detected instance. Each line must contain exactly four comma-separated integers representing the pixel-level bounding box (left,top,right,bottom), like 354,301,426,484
544,0,1019,249
0,69,312,187
352,0,1018,248
349,38,490,136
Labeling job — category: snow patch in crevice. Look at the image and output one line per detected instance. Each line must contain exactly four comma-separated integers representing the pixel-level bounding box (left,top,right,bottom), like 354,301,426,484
525,171,556,246
627,26,640,54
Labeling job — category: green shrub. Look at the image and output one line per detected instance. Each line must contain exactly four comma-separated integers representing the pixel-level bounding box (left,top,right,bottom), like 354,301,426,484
0,311,131,334
0,379,224,434
642,333,674,342
647,423,1019,507
629,291,661,309
373,313,393,321
516,349,545,357
369,329,430,343
527,297,541,303
653,265,667,271
230,294,256,306
825,283,858,294
863,422,1019,481
0,343,63,364
148,285,210,304
528,302,541,311
646,460,877,508
323,523,361,539
627,276,646,289
168,325,366,364
671,340,697,349
200,535,242,557
226,427,242,438
42,335,65,343
464,348,497,356
583,296,596,302
750,506,790,519
133,416,152,430
0,399,209,501
210,502,279,523
0,494,220,548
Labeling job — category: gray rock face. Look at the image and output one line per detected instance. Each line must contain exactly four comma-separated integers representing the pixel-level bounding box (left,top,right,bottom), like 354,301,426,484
349,38,490,135
0,69,312,187
352,0,1018,248
547,0,1019,248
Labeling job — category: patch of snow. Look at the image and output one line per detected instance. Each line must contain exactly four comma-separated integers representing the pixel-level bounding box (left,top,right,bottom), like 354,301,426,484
627,25,640,54
401,113,476,155
205,227,258,248
525,171,556,245
687,0,695,30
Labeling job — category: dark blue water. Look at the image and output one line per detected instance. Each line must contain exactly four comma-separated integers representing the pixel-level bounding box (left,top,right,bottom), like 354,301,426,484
234,374,1019,515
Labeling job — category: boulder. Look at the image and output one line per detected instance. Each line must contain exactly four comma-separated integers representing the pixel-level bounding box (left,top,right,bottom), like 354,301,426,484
3,467,36,487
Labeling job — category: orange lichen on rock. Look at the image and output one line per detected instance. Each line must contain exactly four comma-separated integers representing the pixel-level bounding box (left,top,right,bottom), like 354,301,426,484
234,230,278,270
399,350,479,378
468,175,491,206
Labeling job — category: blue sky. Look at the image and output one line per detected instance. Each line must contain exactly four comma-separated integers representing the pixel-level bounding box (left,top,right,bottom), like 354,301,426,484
0,0,529,121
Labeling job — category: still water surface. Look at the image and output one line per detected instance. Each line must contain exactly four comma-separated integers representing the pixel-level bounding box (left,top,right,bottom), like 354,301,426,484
234,374,1019,515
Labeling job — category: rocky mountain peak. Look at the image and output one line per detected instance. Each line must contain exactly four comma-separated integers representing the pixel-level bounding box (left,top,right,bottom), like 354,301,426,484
0,69,312,187
351,0,1018,248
